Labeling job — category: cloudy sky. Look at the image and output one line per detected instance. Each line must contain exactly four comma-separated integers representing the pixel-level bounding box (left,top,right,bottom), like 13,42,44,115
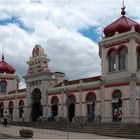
0,0,140,88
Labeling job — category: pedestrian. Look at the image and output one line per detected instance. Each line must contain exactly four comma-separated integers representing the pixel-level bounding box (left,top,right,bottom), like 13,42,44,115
3,113,8,127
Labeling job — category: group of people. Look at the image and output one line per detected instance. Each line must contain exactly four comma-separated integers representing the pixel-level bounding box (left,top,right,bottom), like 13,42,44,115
113,107,122,121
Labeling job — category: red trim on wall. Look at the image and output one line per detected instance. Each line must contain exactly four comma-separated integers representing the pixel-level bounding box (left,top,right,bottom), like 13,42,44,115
70,89,79,93
104,99,110,101
82,101,100,104
123,98,129,100
48,92,61,96
48,87,100,96
82,87,100,91
105,82,129,88
17,96,25,99
0,96,25,101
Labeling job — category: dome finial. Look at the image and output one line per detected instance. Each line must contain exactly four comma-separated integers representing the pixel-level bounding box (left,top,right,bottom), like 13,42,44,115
121,0,126,16
1,46,4,61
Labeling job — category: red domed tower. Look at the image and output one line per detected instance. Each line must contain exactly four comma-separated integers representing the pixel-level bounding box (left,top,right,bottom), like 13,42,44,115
0,53,20,94
0,55,15,74
104,7,140,38
99,4,140,123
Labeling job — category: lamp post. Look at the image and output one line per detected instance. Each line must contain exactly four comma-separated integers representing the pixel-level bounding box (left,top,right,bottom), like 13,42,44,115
64,88,69,140
63,73,69,139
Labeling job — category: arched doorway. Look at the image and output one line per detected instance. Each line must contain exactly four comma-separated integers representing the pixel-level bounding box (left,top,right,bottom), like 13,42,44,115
112,90,122,121
19,100,24,121
9,101,14,121
86,92,96,122
68,94,76,121
0,102,4,118
51,96,58,121
31,88,42,122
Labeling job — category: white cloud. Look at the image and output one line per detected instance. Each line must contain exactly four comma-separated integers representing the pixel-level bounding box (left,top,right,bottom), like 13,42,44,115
0,0,139,88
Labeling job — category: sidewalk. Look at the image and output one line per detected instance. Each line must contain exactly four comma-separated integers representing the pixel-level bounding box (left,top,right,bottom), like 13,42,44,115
0,124,121,139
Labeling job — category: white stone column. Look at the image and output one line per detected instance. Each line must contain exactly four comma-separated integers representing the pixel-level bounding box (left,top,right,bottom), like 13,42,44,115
128,37,137,72
101,46,107,76
14,96,18,122
100,80,105,122
79,88,83,117
25,82,31,122
116,55,119,71
129,79,137,122
61,90,64,117
41,80,48,119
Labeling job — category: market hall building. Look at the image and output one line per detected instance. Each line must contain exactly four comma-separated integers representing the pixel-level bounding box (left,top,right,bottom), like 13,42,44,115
0,6,140,123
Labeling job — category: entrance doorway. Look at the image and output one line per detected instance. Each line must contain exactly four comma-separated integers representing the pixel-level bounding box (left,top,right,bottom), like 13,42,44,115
87,102,95,122
51,96,58,121
8,101,14,121
68,94,76,121
31,88,42,122
112,90,122,121
0,102,4,118
68,103,75,121
19,100,24,121
86,92,96,122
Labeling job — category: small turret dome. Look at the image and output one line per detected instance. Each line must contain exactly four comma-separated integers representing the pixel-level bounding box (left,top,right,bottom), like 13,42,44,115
32,44,44,57
0,58,15,74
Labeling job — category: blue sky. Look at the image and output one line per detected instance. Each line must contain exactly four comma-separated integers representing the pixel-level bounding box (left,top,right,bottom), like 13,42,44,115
0,0,140,88
0,16,34,33
79,26,101,42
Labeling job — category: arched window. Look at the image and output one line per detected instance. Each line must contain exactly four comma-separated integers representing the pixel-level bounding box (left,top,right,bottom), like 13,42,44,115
109,50,116,72
51,96,59,104
118,48,126,70
86,92,96,102
19,100,24,107
0,80,7,93
19,100,24,119
68,94,76,103
137,47,140,70
112,90,122,99
9,101,14,120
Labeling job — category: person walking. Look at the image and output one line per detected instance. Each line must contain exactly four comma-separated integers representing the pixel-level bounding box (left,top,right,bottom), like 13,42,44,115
3,112,8,127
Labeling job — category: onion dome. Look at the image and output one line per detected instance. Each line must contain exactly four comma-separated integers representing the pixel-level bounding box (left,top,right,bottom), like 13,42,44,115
0,55,15,74
104,6,140,37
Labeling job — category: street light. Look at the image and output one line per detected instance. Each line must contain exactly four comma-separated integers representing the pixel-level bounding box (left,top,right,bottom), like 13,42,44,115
64,88,69,140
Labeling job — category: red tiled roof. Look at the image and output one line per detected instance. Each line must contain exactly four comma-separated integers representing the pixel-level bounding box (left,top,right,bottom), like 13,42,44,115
0,60,15,74
104,16,140,37
54,76,101,87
